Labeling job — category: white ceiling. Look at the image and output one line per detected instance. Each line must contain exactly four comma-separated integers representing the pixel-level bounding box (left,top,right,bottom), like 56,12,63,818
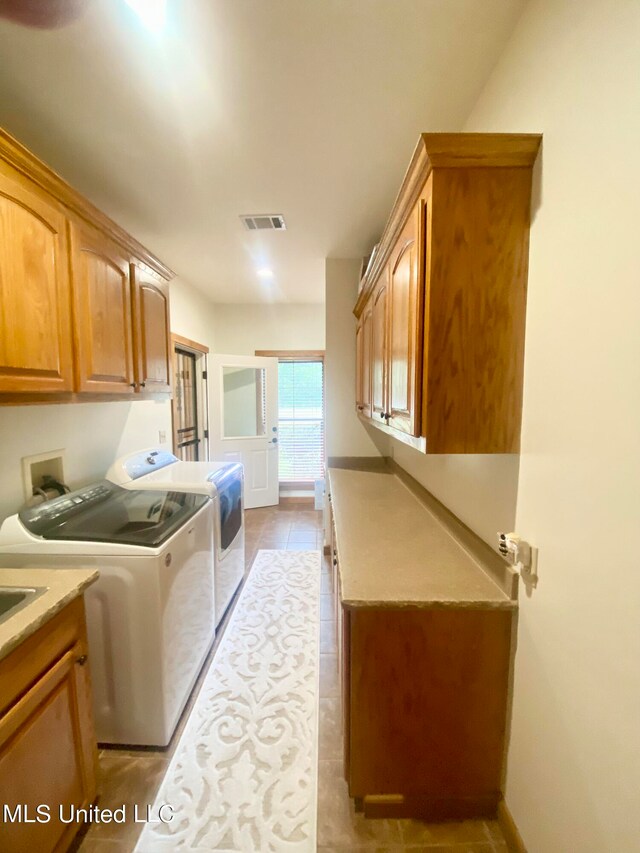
0,0,525,303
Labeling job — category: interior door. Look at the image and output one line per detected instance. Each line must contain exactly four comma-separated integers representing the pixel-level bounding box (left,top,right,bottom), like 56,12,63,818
173,347,201,460
209,354,279,509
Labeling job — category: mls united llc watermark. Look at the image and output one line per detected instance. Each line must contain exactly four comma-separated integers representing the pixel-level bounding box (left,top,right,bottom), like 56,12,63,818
2,803,174,825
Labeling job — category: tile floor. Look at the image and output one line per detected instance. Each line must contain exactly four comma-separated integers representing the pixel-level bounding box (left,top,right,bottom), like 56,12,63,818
72,503,508,853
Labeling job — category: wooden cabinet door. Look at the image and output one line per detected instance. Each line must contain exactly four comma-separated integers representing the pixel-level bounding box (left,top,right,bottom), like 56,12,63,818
70,222,135,394
387,204,422,436
356,307,373,418
131,263,171,393
355,318,363,413
371,275,388,422
0,645,96,853
0,163,74,393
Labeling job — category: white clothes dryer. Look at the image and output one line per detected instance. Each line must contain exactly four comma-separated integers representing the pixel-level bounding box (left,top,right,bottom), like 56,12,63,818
107,449,245,627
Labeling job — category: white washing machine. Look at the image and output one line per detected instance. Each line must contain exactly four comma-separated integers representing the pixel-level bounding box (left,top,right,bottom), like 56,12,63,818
107,449,245,627
0,480,215,747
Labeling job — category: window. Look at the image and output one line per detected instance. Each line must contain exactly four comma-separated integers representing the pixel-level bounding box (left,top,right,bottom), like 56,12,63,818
277,359,324,482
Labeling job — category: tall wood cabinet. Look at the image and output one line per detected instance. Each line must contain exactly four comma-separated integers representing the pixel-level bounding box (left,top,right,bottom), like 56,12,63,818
0,127,173,405
354,133,542,453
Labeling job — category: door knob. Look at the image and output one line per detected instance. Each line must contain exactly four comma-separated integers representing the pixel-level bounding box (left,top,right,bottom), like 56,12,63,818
271,438,278,444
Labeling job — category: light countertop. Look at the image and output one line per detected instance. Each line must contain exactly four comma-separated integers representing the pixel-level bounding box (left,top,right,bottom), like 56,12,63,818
328,468,516,609
0,567,98,661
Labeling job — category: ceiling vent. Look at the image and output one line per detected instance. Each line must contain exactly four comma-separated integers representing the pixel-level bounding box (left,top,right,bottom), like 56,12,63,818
240,214,287,231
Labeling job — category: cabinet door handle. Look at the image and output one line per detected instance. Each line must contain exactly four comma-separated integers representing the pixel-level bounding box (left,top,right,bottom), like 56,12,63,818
129,383,137,388
140,381,146,387
76,654,88,666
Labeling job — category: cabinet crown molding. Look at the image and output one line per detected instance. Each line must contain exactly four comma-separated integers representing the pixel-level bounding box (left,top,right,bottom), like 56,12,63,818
0,126,174,280
354,132,542,318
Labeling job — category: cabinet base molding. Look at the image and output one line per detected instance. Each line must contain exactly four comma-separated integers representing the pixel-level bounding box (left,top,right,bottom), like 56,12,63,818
498,799,528,853
362,792,499,820
0,391,171,406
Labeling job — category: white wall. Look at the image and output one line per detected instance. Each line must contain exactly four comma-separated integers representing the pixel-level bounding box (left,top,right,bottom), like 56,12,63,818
391,444,519,547
460,2,640,851
325,259,388,459
170,277,217,352
212,303,324,355
0,400,172,523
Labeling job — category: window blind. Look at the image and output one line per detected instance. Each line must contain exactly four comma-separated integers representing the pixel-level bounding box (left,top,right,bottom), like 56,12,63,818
277,360,324,482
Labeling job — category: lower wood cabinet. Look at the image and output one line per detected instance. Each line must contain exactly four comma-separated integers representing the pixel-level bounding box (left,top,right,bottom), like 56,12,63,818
0,598,98,853
330,536,513,821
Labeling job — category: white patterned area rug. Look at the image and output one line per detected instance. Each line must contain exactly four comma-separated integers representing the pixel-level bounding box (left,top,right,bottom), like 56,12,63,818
135,549,321,853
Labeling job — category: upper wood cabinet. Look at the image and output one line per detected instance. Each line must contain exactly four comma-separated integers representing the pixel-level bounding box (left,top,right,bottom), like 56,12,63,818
0,161,74,394
355,305,372,418
70,221,135,395
131,263,172,394
387,202,422,436
354,133,542,454
0,127,174,404
370,276,388,422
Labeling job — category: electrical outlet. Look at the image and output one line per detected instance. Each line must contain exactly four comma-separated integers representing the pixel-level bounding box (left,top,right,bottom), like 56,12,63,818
158,430,167,444
498,531,539,587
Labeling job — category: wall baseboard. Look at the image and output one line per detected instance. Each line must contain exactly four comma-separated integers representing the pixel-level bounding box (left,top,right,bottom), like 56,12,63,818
498,799,527,853
278,496,314,507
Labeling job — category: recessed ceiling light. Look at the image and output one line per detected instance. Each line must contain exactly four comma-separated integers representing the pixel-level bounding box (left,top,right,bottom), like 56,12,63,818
257,268,275,279
124,0,167,34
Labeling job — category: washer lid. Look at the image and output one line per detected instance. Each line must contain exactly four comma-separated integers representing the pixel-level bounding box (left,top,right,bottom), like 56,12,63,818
116,460,243,495
107,448,178,484
19,481,208,548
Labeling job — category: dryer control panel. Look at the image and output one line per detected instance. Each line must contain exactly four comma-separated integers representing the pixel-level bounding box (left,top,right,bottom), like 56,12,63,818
116,449,179,483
